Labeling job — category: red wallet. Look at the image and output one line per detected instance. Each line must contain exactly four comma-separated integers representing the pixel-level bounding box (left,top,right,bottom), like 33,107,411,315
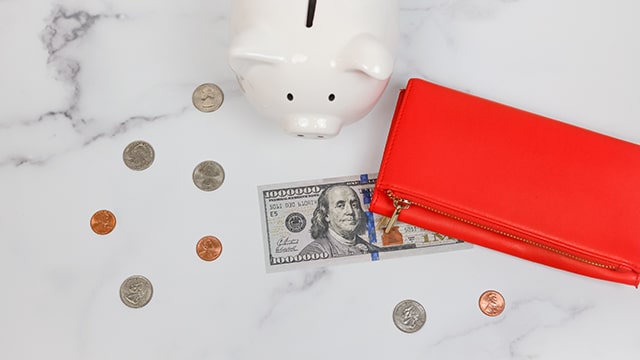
370,78,640,286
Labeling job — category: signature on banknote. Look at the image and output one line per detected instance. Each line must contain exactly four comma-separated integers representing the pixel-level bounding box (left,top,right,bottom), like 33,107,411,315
258,174,471,272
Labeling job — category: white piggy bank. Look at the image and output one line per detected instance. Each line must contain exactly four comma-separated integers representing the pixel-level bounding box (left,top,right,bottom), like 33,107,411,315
228,0,398,138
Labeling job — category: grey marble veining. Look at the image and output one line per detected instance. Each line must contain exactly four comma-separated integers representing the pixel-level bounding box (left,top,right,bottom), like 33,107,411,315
1,1,640,359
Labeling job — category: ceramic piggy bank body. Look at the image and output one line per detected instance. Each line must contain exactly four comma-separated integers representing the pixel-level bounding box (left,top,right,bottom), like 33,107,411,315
229,0,398,138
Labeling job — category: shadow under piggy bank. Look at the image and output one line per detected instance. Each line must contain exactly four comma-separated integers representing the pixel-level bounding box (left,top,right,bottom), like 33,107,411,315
228,0,398,138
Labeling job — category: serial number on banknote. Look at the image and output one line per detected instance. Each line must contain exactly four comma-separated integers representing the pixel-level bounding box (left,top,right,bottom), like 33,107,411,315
258,174,472,272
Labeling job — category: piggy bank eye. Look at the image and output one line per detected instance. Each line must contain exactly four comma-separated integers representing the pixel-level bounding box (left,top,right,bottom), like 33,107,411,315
287,93,294,101
328,93,335,102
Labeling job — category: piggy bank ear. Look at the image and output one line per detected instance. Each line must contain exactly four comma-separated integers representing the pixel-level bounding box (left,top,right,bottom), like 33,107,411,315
228,28,285,74
338,34,394,81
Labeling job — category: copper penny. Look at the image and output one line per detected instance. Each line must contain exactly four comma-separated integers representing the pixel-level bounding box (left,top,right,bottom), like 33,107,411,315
196,236,223,261
478,290,505,317
90,209,116,235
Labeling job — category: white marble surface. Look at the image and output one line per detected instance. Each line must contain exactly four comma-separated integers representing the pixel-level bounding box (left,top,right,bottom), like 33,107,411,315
1,0,640,359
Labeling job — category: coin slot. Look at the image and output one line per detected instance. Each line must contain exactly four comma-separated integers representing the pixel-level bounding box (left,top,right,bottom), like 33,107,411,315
287,93,294,101
297,134,304,137
306,0,317,28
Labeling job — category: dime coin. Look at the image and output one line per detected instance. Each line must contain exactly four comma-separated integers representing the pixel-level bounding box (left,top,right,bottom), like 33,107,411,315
119,275,153,309
90,209,116,235
192,160,225,192
192,83,224,112
196,235,223,261
478,290,505,317
392,299,426,333
123,140,155,171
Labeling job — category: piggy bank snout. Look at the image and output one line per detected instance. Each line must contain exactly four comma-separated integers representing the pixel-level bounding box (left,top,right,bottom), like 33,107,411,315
283,113,342,139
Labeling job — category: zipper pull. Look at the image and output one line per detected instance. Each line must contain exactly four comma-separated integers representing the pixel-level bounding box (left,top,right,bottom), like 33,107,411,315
384,190,410,234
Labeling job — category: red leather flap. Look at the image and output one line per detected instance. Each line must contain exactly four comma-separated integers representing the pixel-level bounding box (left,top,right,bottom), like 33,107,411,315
371,78,640,285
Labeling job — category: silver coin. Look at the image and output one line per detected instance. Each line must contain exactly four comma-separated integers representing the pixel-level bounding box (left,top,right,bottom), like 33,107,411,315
192,160,225,192
393,299,426,333
123,140,155,171
119,275,153,309
192,83,224,112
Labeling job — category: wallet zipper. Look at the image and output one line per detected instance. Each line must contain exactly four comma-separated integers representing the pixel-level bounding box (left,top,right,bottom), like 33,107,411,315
384,189,619,270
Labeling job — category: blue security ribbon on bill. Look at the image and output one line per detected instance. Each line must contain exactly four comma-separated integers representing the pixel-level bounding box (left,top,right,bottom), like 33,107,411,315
360,173,379,261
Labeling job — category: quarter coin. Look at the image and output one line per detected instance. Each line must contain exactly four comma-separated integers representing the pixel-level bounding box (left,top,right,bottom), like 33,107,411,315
123,140,155,171
192,160,225,192
90,209,116,235
478,290,505,317
192,83,224,112
119,275,153,309
196,235,223,261
392,299,426,333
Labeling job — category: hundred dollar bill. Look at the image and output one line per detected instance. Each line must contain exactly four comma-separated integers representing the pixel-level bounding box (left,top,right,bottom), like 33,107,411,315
258,173,472,272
